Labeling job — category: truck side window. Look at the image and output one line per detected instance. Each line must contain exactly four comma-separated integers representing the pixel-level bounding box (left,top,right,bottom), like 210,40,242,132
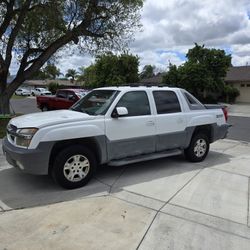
57,91,67,99
116,91,151,116
153,91,181,114
182,91,205,110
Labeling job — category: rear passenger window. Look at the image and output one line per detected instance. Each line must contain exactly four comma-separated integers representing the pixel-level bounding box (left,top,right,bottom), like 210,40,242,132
57,91,67,99
153,91,181,114
183,91,205,110
116,91,151,116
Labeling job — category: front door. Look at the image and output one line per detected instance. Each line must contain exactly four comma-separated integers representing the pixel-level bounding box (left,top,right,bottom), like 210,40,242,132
105,91,156,160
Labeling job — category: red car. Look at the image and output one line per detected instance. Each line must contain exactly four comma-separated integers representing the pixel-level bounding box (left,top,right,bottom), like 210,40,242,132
37,89,88,111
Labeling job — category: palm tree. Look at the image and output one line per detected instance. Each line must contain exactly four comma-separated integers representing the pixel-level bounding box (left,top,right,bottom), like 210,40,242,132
66,69,78,83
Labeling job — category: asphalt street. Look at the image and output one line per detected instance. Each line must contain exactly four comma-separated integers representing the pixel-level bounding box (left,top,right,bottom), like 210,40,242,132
228,116,250,142
10,96,40,114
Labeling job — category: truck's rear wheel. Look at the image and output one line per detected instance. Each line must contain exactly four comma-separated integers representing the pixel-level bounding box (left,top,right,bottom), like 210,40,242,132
184,133,209,162
52,145,97,189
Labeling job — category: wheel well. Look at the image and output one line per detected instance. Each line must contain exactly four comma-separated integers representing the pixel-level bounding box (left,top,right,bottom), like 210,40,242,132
193,125,213,142
48,138,101,175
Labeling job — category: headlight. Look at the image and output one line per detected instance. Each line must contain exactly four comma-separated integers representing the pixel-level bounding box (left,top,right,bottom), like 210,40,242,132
15,128,38,147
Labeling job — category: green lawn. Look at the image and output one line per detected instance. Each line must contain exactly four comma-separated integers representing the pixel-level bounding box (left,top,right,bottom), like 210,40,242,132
0,116,11,138
11,94,27,100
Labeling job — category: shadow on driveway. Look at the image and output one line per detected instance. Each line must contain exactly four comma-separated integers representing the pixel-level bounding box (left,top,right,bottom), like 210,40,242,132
0,150,232,210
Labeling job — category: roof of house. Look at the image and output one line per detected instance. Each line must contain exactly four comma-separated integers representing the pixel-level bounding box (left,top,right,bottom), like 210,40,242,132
24,79,80,86
139,73,164,84
225,66,250,82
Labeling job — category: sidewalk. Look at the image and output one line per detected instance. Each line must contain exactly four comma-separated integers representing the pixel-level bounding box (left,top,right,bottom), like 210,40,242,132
1,139,250,249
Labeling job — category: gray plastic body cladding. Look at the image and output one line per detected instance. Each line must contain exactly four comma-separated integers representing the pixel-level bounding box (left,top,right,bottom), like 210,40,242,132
94,135,108,164
107,135,156,160
156,131,186,151
184,124,230,147
211,123,230,142
2,137,54,175
106,130,190,161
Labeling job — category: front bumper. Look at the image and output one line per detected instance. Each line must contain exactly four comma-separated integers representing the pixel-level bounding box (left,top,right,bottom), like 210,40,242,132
2,137,54,175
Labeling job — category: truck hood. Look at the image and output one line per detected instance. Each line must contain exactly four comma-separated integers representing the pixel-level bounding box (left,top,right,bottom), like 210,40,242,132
10,110,95,129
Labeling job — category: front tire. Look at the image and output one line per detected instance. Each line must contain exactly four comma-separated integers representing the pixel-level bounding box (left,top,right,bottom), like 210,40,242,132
52,145,97,189
41,105,49,112
184,133,209,162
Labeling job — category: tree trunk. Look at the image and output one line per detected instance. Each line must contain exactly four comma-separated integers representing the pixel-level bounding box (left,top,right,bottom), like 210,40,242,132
0,93,10,114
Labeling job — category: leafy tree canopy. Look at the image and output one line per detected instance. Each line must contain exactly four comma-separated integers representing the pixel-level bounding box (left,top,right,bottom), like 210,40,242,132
31,63,61,79
84,53,139,87
140,64,155,79
0,0,143,113
65,68,78,82
162,44,232,99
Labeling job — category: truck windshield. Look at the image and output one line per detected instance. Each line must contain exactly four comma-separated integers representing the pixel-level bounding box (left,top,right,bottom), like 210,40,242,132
70,90,119,115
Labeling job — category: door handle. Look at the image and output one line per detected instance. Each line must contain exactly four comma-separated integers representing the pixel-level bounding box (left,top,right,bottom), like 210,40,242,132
146,121,155,126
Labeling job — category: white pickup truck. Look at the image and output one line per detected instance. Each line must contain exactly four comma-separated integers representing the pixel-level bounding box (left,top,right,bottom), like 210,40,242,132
3,86,229,189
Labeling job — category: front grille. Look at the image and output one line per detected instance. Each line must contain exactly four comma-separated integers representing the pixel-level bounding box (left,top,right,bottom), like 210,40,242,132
6,124,17,144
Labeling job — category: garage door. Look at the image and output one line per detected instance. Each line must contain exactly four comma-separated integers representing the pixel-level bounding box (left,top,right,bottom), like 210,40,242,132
236,83,250,103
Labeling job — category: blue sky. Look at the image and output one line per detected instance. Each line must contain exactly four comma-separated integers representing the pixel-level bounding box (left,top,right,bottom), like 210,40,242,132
9,0,250,75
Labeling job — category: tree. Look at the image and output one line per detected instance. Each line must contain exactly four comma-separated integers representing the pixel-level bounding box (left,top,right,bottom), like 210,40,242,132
30,63,61,79
76,66,85,83
43,64,61,79
162,44,232,99
161,64,182,87
140,64,155,79
66,69,78,83
84,64,97,87
84,53,139,87
0,0,143,114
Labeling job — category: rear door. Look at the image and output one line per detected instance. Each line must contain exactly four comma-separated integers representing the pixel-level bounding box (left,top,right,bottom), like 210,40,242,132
153,90,187,151
105,90,156,160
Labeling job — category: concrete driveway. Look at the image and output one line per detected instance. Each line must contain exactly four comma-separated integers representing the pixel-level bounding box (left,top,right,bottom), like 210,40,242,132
1,139,250,249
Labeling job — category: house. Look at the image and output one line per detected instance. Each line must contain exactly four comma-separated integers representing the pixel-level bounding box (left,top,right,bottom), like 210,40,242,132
139,73,165,85
21,79,83,89
139,67,250,103
225,66,250,103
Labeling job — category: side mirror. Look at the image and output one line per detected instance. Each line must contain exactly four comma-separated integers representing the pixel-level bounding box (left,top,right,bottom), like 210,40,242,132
111,107,128,118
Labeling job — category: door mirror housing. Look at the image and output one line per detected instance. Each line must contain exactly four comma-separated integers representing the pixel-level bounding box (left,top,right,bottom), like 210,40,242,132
111,107,128,118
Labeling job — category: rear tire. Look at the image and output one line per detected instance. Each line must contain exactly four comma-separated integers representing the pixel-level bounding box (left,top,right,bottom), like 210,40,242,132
184,133,209,162
52,145,97,189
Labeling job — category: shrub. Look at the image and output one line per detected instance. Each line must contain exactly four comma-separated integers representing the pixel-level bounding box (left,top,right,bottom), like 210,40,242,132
0,115,13,138
48,82,60,94
222,85,240,103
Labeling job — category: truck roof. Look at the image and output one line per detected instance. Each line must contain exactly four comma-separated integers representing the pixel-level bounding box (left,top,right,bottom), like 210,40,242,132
58,88,86,92
96,86,180,91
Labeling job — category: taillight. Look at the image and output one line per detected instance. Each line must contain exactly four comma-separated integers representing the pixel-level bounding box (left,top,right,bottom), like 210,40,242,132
222,107,228,122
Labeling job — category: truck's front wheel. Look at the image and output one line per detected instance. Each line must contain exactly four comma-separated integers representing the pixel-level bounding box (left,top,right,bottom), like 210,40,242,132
41,105,49,112
184,133,209,162
52,145,97,189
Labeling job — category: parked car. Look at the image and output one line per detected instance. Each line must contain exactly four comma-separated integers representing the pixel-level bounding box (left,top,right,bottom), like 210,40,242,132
31,88,47,96
15,88,31,96
39,90,52,96
36,89,85,111
3,86,230,189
